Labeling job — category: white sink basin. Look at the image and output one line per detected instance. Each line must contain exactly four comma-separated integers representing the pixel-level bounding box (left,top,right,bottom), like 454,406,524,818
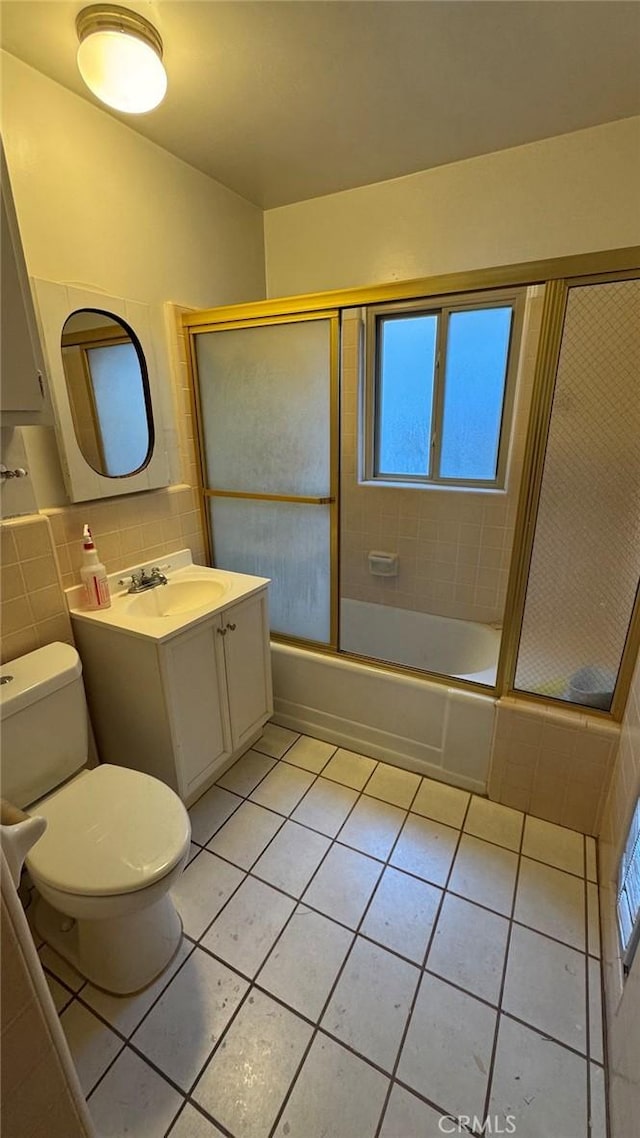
125,578,228,618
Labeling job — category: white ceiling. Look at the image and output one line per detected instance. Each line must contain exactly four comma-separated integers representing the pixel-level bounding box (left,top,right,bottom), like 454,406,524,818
1,1,639,208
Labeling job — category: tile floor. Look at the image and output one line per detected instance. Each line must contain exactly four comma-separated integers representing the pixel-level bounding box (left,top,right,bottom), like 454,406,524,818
30,723,607,1138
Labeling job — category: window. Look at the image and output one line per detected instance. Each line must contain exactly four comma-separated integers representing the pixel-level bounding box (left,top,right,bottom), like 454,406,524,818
365,290,524,487
618,796,640,974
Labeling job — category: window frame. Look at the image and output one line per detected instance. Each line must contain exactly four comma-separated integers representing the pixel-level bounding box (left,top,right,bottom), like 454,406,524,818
363,287,526,489
618,795,640,976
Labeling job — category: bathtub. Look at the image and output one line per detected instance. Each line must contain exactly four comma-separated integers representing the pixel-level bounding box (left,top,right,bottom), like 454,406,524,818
271,605,498,793
340,599,500,683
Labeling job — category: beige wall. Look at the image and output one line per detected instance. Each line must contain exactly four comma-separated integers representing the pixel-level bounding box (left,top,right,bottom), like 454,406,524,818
489,697,620,836
0,52,265,311
0,55,266,658
264,117,640,297
599,651,640,1138
340,291,542,623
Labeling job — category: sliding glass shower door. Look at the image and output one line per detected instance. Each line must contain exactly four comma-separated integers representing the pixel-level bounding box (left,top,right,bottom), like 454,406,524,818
192,313,339,646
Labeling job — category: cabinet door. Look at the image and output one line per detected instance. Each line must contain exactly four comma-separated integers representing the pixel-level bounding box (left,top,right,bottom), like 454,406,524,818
1,152,45,413
162,618,232,796
223,591,273,751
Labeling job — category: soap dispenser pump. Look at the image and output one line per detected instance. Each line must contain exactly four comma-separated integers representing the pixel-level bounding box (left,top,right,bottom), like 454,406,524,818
80,524,111,610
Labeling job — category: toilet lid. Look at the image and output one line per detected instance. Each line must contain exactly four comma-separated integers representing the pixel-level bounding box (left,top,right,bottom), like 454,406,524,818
26,765,191,897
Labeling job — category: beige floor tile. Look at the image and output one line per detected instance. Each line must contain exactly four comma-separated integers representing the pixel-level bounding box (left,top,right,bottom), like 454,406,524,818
398,974,496,1119
171,851,244,939
257,905,353,1020
188,786,242,845
427,893,509,1005
489,1016,588,1138
88,1049,183,1138
216,750,276,797
522,816,584,876
338,794,406,860
201,876,295,977
587,881,601,957
464,797,524,852
207,801,283,869
322,937,419,1072
282,734,337,772
586,837,598,883
60,1001,122,1095
45,973,74,1013
253,722,299,759
39,944,85,992
448,834,518,917
249,763,315,815
589,956,604,1064
364,762,421,808
273,1034,389,1138
515,857,585,950
379,1085,447,1138
193,990,312,1138
390,814,458,887
412,777,470,830
589,1063,607,1138
503,924,586,1052
322,748,378,790
362,866,442,963
252,820,331,897
168,1104,225,1137
303,843,382,928
132,948,248,1090
291,776,358,837
83,937,194,1038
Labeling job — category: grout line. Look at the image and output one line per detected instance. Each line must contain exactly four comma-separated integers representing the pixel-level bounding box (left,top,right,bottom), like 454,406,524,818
480,813,526,1124
372,788,474,1138
583,833,593,1135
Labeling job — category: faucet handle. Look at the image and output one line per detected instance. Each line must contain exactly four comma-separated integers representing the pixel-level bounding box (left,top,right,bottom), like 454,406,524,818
151,563,171,574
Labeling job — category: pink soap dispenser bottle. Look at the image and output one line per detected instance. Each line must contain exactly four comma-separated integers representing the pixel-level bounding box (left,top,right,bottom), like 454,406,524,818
80,524,111,610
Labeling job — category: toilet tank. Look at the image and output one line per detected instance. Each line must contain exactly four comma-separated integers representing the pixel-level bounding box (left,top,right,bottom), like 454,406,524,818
0,643,88,809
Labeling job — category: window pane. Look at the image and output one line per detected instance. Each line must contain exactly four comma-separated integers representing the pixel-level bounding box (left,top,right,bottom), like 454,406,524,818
440,307,512,480
376,314,436,476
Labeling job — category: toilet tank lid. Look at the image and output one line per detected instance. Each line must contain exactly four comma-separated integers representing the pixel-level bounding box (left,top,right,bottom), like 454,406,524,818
0,643,81,719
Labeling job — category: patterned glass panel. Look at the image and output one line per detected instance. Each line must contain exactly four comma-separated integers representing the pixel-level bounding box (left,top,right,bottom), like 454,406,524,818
210,498,331,643
195,320,331,497
515,279,640,709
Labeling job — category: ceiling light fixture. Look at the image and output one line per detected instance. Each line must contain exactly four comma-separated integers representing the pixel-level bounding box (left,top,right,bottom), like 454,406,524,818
76,4,167,114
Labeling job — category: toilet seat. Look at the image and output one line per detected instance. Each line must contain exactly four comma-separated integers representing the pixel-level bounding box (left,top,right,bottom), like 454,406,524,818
26,764,190,898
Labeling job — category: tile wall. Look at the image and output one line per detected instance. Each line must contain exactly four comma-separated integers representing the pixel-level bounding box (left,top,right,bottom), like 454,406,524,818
0,306,207,666
598,651,640,1138
488,696,620,836
339,290,543,625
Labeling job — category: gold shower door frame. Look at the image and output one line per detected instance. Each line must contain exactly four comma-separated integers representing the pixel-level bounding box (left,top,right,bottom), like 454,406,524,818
185,310,341,650
184,246,640,720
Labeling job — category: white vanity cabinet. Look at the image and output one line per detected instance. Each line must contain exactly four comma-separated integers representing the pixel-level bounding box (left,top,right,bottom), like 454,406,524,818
162,591,272,798
72,584,272,805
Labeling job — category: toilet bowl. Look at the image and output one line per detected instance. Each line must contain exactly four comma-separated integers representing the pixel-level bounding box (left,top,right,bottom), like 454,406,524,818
0,643,191,995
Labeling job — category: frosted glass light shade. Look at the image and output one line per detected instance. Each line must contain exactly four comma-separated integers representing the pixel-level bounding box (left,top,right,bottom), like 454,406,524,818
77,28,167,113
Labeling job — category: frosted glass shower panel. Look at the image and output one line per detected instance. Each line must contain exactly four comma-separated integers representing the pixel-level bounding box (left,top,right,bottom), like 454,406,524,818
514,279,640,710
196,320,331,496
210,498,331,643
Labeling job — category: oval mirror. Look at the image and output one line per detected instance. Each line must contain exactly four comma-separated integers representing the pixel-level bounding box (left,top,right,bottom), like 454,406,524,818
60,309,154,477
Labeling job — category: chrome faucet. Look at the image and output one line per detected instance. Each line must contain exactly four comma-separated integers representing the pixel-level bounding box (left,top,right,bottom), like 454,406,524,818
118,565,171,593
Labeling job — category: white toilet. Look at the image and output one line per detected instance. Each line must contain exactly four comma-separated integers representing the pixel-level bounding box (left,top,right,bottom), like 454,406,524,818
0,642,191,995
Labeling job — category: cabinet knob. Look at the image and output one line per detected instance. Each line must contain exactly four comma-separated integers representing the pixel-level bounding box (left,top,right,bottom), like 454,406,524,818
217,626,227,636
226,623,237,632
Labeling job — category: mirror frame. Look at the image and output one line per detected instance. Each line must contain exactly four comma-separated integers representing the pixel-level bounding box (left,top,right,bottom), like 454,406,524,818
32,279,171,502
